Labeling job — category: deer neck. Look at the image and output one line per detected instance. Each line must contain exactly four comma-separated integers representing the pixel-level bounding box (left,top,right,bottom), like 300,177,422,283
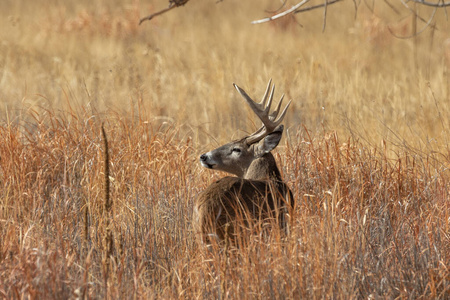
243,153,282,181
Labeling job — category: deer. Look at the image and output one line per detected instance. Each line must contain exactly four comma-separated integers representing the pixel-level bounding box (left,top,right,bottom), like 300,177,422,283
193,79,294,245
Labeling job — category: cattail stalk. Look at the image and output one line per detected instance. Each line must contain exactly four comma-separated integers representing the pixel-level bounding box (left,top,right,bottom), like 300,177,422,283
101,124,114,298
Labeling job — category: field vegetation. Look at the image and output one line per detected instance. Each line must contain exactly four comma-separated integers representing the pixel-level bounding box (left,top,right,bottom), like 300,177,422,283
0,0,449,298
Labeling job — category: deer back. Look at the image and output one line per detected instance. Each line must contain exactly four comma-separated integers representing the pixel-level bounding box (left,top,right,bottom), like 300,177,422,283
194,176,293,244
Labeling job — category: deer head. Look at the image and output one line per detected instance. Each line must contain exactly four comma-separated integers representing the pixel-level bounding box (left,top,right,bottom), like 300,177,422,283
200,79,291,180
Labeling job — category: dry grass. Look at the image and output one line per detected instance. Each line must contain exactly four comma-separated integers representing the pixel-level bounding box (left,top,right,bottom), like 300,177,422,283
0,0,449,298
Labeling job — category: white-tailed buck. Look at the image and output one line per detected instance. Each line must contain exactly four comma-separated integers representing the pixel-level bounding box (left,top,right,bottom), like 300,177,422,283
193,80,294,244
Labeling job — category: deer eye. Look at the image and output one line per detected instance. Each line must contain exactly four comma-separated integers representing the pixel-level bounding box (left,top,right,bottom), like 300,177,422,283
232,147,242,153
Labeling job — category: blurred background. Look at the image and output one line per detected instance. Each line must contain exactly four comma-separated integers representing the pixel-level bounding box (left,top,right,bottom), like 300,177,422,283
0,0,449,149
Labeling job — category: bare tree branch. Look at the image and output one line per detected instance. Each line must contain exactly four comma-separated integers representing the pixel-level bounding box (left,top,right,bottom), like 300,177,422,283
400,0,441,26
138,0,449,29
251,0,310,24
252,0,342,30
265,0,289,14
383,0,402,15
292,0,342,14
322,0,329,32
388,6,438,38
139,0,189,25
251,0,448,25
409,0,450,7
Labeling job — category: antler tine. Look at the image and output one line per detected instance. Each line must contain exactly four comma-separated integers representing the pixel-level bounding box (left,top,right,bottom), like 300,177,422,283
263,80,278,116
269,94,285,121
273,99,291,126
260,78,273,109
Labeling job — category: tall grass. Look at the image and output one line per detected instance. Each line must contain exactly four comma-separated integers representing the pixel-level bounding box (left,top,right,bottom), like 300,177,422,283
0,0,449,298
0,108,447,298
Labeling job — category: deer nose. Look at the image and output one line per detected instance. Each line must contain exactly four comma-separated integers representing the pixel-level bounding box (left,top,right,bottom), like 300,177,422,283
200,154,207,161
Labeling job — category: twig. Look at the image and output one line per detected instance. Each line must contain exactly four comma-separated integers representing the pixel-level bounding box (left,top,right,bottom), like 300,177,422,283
265,0,289,14
322,0,328,32
293,0,342,14
252,0,343,25
251,0,310,24
409,0,450,7
139,4,176,25
387,6,438,39
139,0,190,25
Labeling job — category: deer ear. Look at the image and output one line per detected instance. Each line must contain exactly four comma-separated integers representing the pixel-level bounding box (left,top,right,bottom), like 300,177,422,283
255,125,284,156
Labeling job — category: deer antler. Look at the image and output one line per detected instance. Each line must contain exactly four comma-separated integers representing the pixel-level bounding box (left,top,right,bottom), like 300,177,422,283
233,79,291,145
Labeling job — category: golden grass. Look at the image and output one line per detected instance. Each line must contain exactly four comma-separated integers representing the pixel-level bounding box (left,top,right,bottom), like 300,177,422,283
0,0,449,298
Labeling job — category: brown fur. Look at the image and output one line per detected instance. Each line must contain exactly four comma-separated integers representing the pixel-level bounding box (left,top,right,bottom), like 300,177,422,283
193,176,293,244
194,152,293,245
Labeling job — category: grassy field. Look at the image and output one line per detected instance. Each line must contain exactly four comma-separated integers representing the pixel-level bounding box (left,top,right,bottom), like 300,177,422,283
0,0,449,298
